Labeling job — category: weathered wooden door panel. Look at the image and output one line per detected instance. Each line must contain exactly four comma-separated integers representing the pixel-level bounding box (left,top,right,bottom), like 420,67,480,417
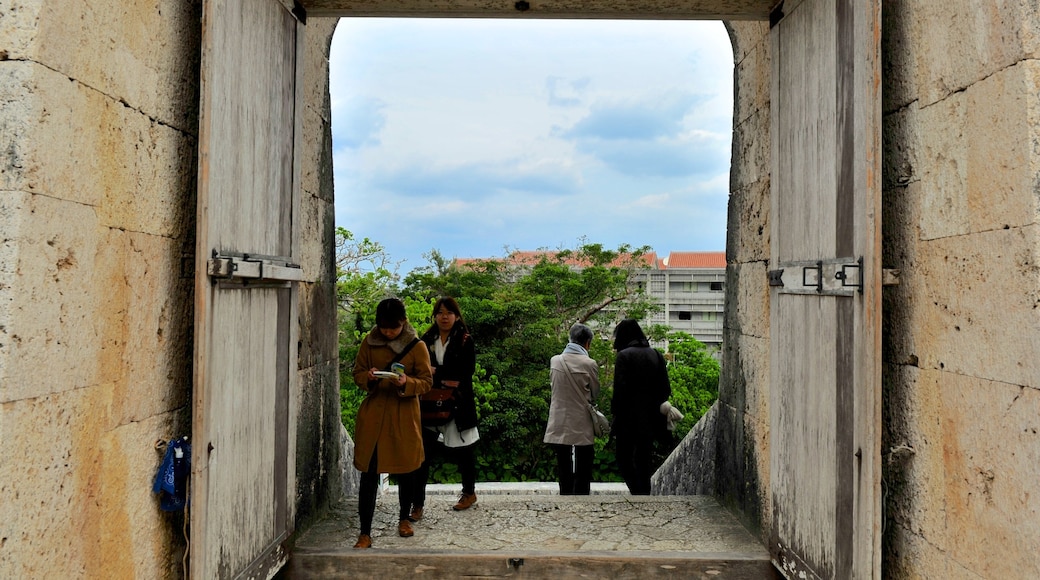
193,0,302,578
769,0,881,578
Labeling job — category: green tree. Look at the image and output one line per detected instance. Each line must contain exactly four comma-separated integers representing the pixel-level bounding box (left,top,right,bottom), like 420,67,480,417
664,332,721,438
335,227,402,433
400,243,660,482
338,236,721,483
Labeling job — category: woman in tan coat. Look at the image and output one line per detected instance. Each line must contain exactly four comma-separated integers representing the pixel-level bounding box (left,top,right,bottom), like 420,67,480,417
351,298,433,549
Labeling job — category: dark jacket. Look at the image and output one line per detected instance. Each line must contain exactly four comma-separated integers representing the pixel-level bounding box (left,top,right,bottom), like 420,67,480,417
420,321,479,431
611,340,670,443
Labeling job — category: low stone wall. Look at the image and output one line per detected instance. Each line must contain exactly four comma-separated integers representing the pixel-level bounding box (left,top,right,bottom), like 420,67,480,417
652,402,719,496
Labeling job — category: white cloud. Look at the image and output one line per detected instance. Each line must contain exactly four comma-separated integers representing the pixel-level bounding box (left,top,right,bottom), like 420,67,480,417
330,18,733,270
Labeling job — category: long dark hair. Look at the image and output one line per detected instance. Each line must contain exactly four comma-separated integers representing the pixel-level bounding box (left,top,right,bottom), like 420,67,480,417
612,318,649,351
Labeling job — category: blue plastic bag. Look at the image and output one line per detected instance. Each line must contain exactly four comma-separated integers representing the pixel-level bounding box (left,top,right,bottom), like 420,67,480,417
153,438,191,512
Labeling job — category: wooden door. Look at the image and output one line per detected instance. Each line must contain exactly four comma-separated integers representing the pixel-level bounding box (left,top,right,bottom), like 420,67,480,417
192,0,304,578
768,0,881,578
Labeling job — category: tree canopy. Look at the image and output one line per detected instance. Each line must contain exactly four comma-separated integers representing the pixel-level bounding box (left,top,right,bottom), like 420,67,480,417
336,229,721,483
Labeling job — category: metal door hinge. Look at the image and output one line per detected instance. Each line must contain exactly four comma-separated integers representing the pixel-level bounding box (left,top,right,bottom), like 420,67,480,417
207,251,302,284
769,257,864,296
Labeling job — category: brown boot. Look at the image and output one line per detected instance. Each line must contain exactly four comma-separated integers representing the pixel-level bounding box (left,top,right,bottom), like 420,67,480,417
353,534,372,549
453,492,477,511
408,506,424,522
398,519,414,537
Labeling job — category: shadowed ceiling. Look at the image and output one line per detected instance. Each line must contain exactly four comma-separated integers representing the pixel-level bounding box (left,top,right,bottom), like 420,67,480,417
300,0,777,19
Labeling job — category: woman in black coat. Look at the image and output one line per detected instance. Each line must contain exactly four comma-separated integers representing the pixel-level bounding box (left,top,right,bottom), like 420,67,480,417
611,318,671,494
409,297,480,519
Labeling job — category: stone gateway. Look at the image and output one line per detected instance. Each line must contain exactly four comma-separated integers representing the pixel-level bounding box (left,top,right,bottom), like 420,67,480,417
1,1,1037,578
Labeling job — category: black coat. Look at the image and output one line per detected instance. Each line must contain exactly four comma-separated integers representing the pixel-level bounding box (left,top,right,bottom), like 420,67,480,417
611,342,671,442
421,321,479,431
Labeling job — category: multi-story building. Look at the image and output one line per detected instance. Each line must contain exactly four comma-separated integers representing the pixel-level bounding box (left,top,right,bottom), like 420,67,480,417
641,251,726,354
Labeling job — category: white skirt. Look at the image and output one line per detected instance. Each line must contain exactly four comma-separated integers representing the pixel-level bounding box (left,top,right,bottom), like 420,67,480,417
426,419,480,448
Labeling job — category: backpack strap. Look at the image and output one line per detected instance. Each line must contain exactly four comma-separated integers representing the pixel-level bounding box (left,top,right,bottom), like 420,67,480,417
386,338,420,370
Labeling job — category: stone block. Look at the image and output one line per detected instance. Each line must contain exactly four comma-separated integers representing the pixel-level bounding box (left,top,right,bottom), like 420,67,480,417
730,106,770,193
726,177,769,264
727,260,769,339
0,62,103,206
0,62,195,237
917,91,969,241
910,1,1040,107
913,225,1040,389
300,106,334,203
940,373,1040,578
732,26,769,129
26,0,201,131
0,385,183,579
882,366,948,548
965,61,1040,232
302,19,337,127
725,21,769,66
297,187,332,284
739,335,769,420
296,279,337,370
92,228,193,424
0,192,101,402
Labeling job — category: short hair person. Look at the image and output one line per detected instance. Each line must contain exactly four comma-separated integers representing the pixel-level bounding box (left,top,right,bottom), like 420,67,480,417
543,323,601,495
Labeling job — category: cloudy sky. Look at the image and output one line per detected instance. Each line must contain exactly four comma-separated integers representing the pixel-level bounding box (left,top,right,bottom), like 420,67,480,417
329,18,733,272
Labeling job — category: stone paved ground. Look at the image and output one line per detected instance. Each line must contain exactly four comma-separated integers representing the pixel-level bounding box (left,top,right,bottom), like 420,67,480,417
291,483,767,554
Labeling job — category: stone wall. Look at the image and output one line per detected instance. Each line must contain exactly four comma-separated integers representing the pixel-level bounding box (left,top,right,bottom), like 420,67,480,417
880,1,1040,576
714,20,773,539
0,2,341,577
291,15,344,531
690,3,1040,576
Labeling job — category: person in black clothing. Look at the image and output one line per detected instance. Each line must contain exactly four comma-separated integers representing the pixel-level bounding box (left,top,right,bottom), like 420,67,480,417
610,318,670,495
409,297,480,519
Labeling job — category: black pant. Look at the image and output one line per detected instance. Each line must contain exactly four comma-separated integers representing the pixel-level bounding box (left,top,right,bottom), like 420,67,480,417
358,448,414,534
551,443,594,495
615,436,653,495
412,427,477,508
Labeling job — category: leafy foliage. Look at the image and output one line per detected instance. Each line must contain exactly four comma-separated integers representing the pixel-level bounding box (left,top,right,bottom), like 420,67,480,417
337,234,721,483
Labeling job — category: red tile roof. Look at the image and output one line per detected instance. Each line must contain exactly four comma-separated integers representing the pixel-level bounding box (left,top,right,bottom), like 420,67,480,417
455,250,725,270
664,251,727,268
456,250,659,269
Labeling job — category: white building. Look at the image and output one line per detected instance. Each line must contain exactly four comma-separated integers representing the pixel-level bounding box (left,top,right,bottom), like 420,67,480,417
642,251,726,353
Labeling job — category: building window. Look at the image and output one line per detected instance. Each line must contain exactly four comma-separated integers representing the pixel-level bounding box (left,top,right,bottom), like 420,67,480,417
702,311,717,321
710,281,723,291
678,311,692,320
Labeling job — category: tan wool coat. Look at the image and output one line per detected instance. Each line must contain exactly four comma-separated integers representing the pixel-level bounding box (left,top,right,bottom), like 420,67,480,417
544,349,601,447
352,322,433,474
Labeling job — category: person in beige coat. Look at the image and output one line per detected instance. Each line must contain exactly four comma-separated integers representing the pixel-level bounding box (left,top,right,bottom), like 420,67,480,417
351,298,433,548
543,323,601,495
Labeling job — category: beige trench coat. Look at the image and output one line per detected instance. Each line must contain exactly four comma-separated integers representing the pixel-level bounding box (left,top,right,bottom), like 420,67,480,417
543,350,601,447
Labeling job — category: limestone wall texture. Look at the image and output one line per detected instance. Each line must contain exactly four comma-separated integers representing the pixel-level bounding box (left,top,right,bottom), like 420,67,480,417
880,1,1040,576
0,2,341,578
686,3,1040,577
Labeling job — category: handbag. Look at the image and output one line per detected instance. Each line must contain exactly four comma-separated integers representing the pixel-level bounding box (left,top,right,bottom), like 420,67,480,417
588,402,611,437
420,379,458,426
